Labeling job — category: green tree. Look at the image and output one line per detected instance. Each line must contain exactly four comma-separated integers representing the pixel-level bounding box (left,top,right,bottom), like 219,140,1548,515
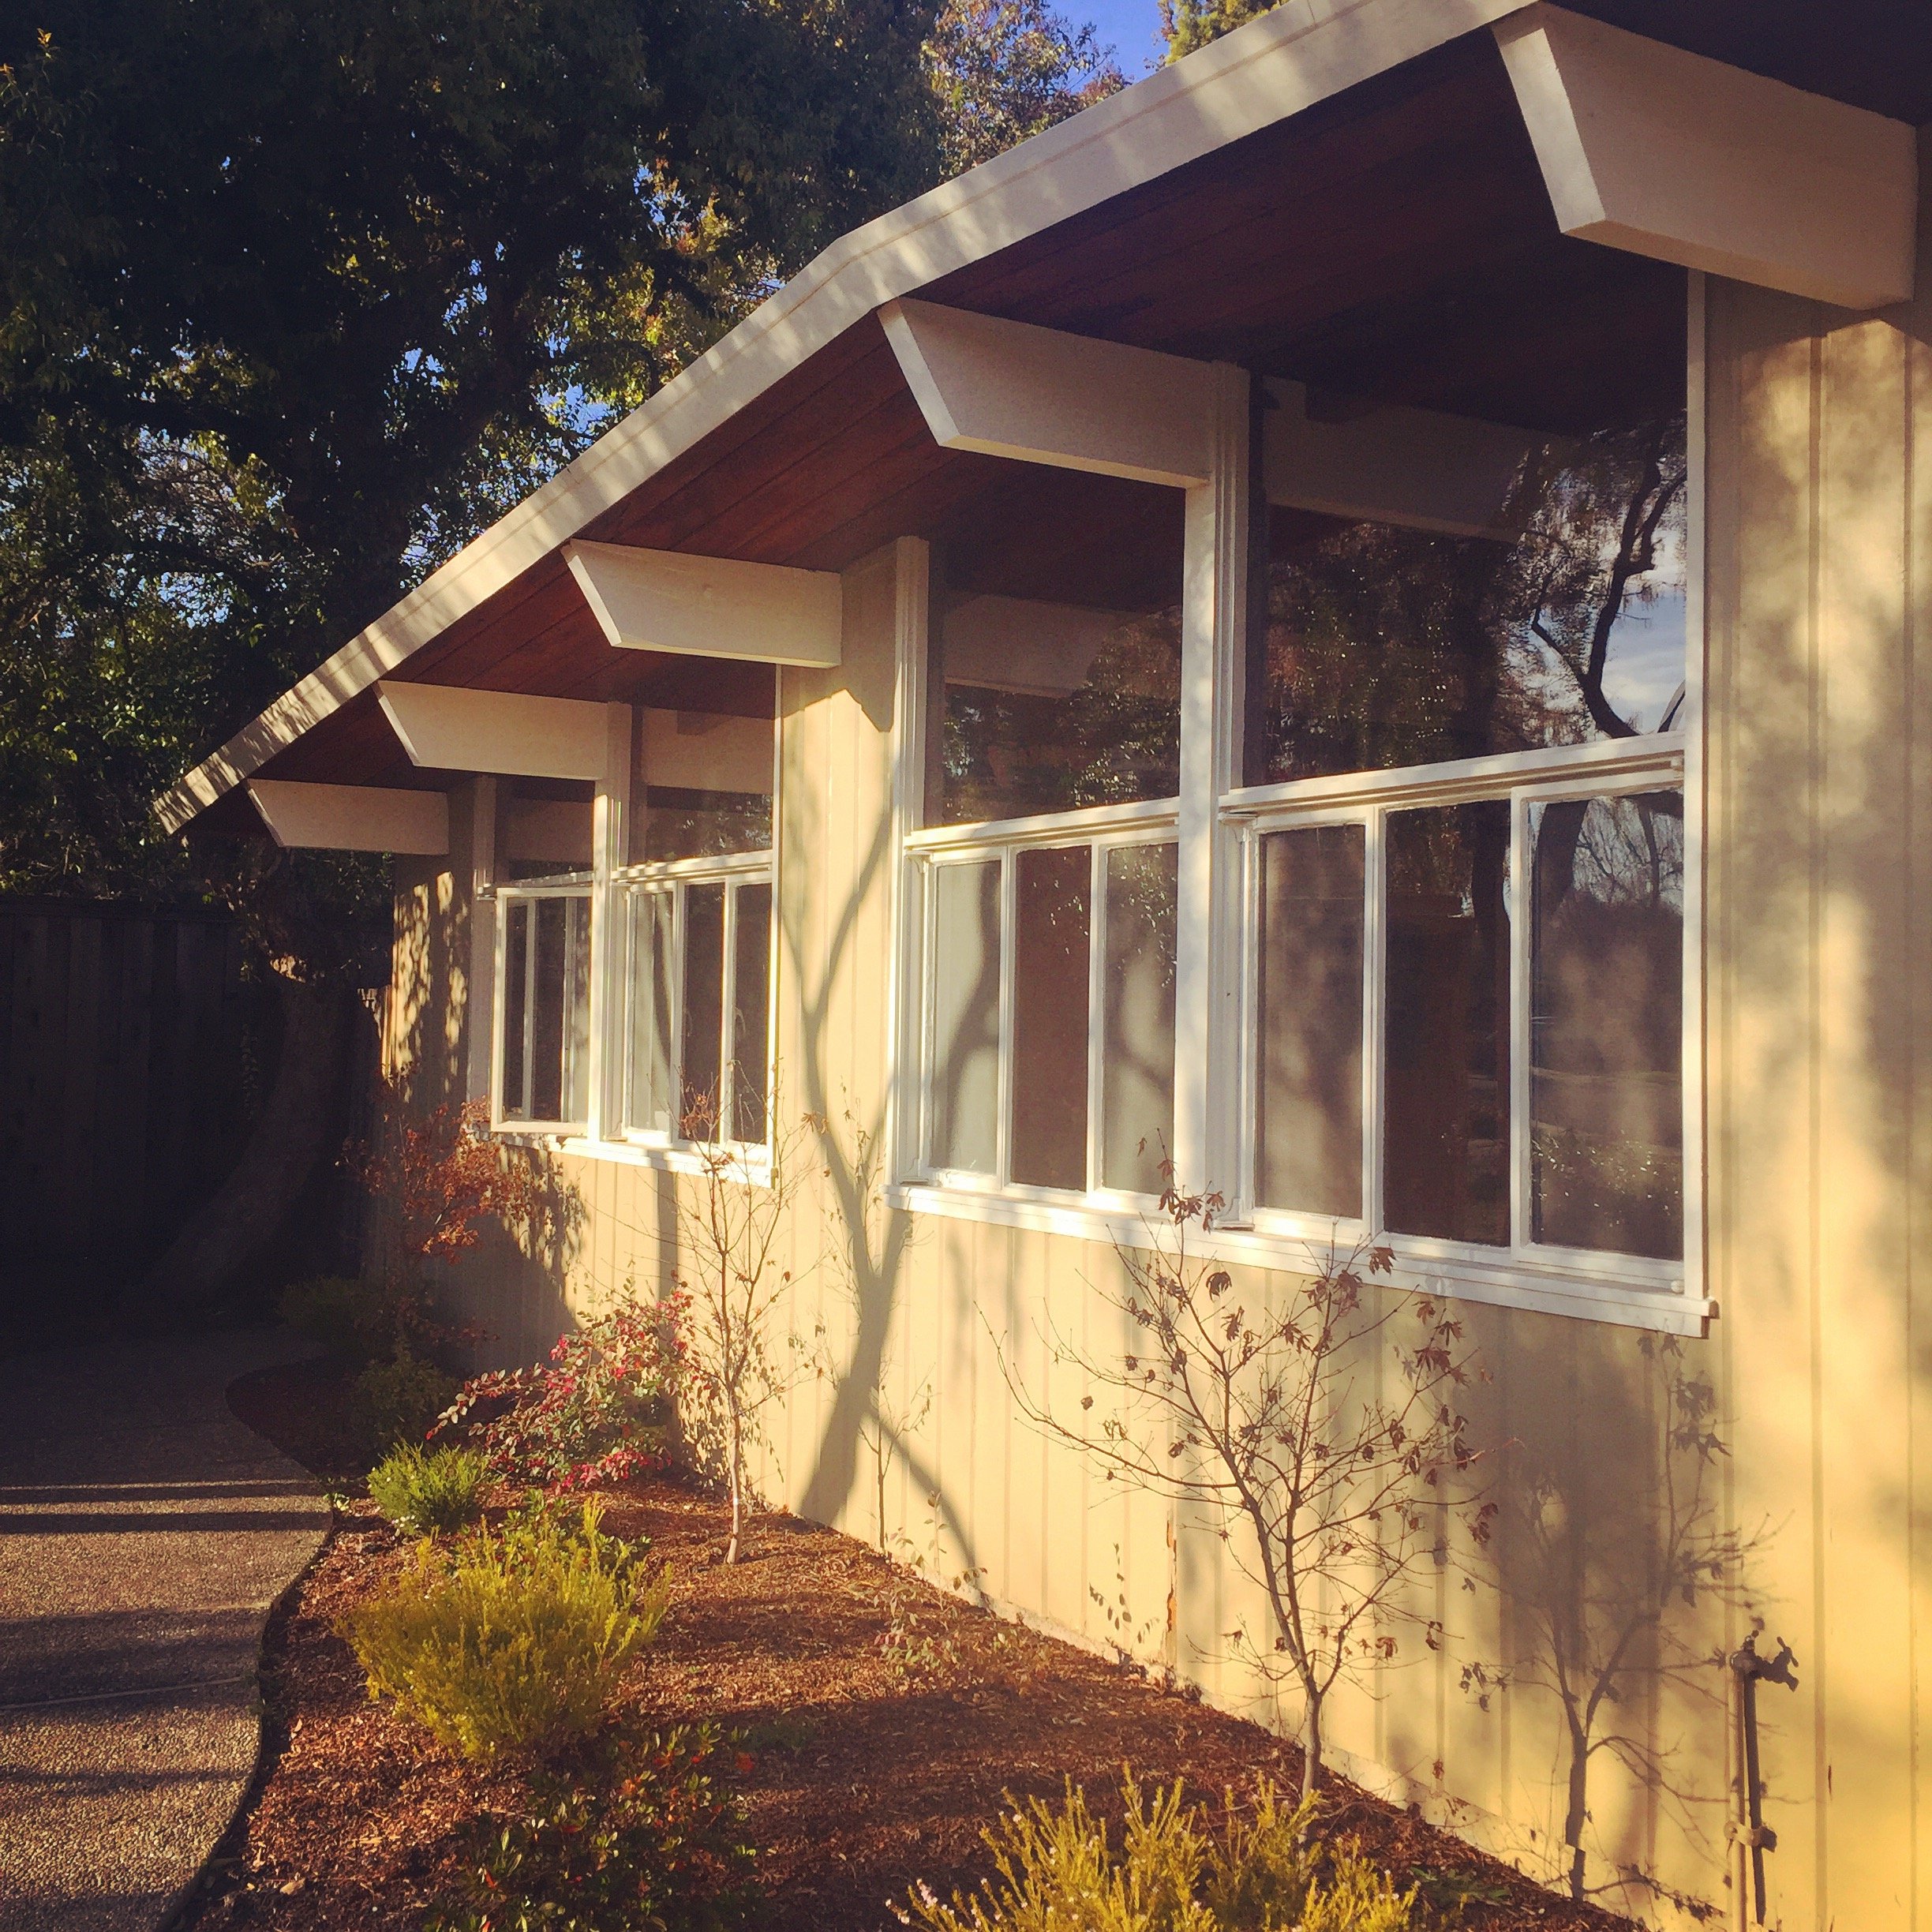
1158,0,1274,62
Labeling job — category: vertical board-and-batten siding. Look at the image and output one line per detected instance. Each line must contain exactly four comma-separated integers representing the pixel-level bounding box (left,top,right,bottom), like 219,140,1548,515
392,199,1932,1926
1703,208,1932,1928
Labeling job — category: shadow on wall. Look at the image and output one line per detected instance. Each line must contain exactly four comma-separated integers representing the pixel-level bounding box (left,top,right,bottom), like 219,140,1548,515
379,858,584,1372
1473,1320,1776,1924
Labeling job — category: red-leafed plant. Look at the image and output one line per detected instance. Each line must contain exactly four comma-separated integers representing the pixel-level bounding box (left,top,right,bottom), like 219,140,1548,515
354,1090,555,1278
433,1299,685,1493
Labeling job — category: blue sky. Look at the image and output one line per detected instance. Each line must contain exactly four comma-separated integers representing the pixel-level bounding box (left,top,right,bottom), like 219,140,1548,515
1080,0,1168,77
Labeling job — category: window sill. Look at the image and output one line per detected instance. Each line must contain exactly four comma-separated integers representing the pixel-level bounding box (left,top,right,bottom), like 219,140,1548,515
884,1181,1713,1337
556,1134,773,1187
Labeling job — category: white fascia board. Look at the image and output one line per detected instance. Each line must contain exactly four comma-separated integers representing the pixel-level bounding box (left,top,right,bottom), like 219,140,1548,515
880,298,1217,486
563,541,841,668
377,683,616,783
247,780,449,856
1496,4,1916,311
1263,379,1552,537
155,0,1535,835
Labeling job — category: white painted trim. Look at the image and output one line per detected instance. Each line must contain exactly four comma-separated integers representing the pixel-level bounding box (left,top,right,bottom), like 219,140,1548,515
906,794,1178,852
563,540,842,668
558,1133,773,1188
880,298,1216,487
245,779,447,855
1682,271,1709,1327
585,705,632,1142
465,776,499,1103
886,538,933,1182
379,683,615,782
1496,3,1916,310
886,1181,1712,1335
156,0,1535,835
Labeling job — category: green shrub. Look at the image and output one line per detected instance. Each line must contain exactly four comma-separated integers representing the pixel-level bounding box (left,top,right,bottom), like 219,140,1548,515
428,1721,758,1932
368,1444,490,1537
279,1275,390,1359
905,1774,1414,1932
350,1348,459,1458
340,1497,669,1760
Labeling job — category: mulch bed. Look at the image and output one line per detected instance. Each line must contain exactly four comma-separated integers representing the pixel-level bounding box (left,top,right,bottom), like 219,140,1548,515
200,1359,1634,1932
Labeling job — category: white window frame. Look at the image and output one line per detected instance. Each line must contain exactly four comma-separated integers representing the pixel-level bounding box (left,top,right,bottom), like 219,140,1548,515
490,876,595,1136
908,796,1180,1211
1223,734,1688,1300
610,847,776,1163
888,281,1711,1337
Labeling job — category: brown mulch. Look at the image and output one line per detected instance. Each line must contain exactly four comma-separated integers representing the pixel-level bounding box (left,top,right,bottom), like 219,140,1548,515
195,1360,1634,1932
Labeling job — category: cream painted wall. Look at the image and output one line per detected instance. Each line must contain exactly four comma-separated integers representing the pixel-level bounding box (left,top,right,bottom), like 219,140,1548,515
384,196,1932,1925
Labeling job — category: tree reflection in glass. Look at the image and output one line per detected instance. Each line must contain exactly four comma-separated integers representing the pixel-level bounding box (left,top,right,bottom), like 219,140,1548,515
1531,792,1683,1259
1383,802,1511,1246
1254,415,1687,783
1011,846,1091,1190
929,859,1001,1174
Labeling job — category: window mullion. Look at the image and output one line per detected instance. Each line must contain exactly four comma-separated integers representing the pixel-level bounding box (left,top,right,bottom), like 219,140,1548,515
1363,808,1387,1237
521,904,537,1124
1509,789,1532,1254
720,881,739,1144
670,882,687,1140
997,847,1017,1187
1085,841,1106,1193
1171,364,1249,1198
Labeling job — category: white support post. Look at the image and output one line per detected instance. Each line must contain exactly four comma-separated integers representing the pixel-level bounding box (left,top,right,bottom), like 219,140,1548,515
886,537,931,1182
465,777,498,1103
585,706,633,1142
1170,365,1250,1200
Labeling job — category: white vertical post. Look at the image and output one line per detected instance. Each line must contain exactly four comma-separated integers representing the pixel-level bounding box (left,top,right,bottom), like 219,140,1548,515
1171,365,1251,1200
886,537,931,1180
585,703,633,1141
465,775,499,1103
1682,268,1707,1309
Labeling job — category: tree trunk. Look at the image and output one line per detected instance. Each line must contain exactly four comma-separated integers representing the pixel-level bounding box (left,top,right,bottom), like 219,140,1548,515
126,970,350,1323
1563,1717,1591,1900
1301,1695,1324,1803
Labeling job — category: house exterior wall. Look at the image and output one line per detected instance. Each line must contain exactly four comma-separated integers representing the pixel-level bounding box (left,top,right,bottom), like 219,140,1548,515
382,214,1932,1928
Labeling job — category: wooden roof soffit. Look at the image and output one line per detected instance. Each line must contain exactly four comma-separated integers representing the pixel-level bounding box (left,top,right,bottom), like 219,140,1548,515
1497,4,1918,311
561,540,842,668
246,779,450,856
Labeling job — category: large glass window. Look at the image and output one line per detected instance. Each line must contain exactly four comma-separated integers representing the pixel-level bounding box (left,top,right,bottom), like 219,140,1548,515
932,466,1185,826
629,707,774,863
495,889,592,1128
919,835,1177,1196
619,859,772,1148
1251,415,1687,784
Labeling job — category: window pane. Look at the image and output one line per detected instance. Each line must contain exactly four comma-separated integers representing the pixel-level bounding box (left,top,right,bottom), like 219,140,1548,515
681,882,725,1138
1384,803,1511,1245
501,898,529,1117
1099,844,1176,1194
625,891,676,1136
563,896,591,1124
1012,846,1091,1191
930,860,1001,1174
732,882,773,1143
1253,414,1688,784
1256,825,1364,1219
934,468,1184,824
1531,791,1683,1258
497,782,593,882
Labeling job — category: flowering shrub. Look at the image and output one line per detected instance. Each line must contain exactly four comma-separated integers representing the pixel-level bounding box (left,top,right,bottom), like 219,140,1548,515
428,1721,758,1932
434,1301,683,1493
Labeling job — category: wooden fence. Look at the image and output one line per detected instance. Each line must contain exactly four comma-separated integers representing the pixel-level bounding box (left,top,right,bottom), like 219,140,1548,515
0,897,377,1333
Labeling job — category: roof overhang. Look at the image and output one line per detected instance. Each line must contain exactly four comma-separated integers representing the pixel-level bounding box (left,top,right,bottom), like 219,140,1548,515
156,0,1922,841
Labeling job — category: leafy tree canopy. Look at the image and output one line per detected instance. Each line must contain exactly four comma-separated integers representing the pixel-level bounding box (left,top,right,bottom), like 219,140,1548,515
0,0,1108,914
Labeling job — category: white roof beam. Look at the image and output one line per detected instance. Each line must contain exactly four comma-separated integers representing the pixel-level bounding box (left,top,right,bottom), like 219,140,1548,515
563,541,842,668
377,683,617,782
880,298,1219,488
247,780,448,856
638,709,776,795
1263,381,1552,538
1496,4,1916,312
